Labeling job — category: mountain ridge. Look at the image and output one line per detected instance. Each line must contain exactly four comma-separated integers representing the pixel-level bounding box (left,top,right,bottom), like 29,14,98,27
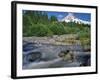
60,13,90,25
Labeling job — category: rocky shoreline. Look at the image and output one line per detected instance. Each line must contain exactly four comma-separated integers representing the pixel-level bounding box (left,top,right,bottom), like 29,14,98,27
23,34,81,45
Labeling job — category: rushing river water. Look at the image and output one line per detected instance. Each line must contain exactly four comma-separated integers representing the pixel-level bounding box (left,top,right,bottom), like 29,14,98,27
23,42,90,69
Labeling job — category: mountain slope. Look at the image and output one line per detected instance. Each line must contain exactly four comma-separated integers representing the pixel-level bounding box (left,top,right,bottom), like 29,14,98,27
60,13,90,25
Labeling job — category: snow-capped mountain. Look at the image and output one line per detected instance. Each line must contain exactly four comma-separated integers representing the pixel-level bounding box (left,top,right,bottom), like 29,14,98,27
60,13,90,25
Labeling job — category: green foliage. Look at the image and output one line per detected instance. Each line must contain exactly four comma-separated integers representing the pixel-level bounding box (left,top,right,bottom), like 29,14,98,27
23,24,53,37
77,26,91,46
48,23,66,35
65,26,80,34
50,16,57,22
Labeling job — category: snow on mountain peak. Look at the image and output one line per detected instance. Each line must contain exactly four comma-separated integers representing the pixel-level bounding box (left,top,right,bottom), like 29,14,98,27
60,13,90,25
64,13,75,20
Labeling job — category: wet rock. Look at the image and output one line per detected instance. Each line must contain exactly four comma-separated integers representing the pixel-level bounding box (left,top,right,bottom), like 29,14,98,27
76,54,90,66
58,50,75,62
23,42,38,52
83,45,91,52
26,52,42,62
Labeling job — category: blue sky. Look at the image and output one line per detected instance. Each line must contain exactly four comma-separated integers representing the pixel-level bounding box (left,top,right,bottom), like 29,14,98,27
46,11,91,22
23,10,91,22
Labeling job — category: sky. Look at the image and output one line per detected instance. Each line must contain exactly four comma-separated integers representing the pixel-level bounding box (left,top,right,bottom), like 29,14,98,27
46,11,91,22
23,10,91,22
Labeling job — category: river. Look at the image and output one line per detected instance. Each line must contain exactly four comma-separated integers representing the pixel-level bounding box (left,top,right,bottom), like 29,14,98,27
23,42,90,69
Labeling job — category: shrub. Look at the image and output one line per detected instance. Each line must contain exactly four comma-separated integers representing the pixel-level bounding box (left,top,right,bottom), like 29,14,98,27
49,23,66,35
